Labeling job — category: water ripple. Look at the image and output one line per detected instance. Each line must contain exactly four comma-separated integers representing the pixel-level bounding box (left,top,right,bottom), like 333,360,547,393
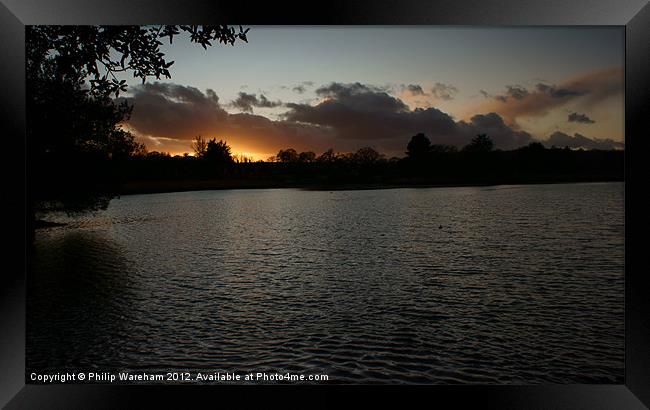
28,183,624,384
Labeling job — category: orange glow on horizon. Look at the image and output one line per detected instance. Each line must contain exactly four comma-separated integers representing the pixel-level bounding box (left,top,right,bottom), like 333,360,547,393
159,150,271,161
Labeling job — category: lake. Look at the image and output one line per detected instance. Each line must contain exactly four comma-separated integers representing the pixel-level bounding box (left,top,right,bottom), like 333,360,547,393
27,182,624,383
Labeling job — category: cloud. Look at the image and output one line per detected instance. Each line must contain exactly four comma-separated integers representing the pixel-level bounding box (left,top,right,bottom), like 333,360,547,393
534,83,584,98
285,82,532,151
459,113,533,149
568,112,595,124
505,85,529,100
257,95,281,108
431,82,459,101
231,92,283,113
121,82,334,156
290,81,315,94
122,81,618,157
403,82,459,101
313,82,409,113
405,84,426,96
119,83,228,137
231,92,258,113
545,131,623,150
477,67,622,123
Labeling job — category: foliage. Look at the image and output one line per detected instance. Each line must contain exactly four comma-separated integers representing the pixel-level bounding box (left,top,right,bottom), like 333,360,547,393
204,138,233,165
462,134,494,153
430,144,458,154
27,25,248,216
353,147,384,164
406,132,432,159
192,135,209,158
317,149,336,163
28,59,141,158
518,142,546,152
26,25,249,98
115,140,623,191
298,151,317,163
276,148,299,163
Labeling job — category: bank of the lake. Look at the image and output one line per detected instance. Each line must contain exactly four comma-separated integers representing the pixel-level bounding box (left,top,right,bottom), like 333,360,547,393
117,175,624,196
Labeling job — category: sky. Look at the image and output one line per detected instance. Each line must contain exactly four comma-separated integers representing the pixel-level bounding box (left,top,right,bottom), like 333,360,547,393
118,26,625,159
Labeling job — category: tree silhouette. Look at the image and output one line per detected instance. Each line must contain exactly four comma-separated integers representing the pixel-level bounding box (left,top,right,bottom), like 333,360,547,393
192,135,209,158
204,139,233,165
146,151,172,159
520,142,546,152
85,139,622,200
462,134,494,153
317,148,336,163
106,129,147,160
27,24,250,221
430,144,458,154
276,148,299,163
29,60,138,159
298,151,317,163
26,25,249,98
406,133,432,159
353,147,384,164
28,62,145,215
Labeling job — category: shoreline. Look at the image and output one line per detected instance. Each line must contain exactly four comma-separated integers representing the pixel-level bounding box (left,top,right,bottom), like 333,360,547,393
115,176,624,197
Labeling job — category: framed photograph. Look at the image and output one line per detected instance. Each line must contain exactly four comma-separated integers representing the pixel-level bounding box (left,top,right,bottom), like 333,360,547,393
1,0,648,407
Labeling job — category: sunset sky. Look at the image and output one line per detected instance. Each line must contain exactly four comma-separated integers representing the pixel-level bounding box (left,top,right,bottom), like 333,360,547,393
118,27,624,159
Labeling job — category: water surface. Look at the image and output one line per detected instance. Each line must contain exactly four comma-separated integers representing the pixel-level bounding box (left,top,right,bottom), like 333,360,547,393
28,182,625,383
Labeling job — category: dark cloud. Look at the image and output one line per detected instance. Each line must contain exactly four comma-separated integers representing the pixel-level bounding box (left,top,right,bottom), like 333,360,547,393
535,83,584,98
481,67,622,122
545,131,623,150
290,81,315,94
316,82,391,98
132,82,221,106
568,112,596,124
479,90,490,99
119,83,228,138
232,92,258,113
505,85,529,101
314,82,409,114
123,81,616,156
122,82,334,155
458,113,533,149
405,84,426,96
231,92,282,113
257,95,282,108
431,83,459,101
285,82,532,151
495,83,580,103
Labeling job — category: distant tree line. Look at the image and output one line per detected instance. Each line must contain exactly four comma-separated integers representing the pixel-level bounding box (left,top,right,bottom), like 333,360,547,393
104,132,623,193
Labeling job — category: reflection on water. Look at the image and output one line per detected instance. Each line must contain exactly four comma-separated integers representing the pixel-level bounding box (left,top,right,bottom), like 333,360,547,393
28,182,624,383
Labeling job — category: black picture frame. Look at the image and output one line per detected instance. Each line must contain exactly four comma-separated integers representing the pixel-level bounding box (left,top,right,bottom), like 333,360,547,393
1,0,648,408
